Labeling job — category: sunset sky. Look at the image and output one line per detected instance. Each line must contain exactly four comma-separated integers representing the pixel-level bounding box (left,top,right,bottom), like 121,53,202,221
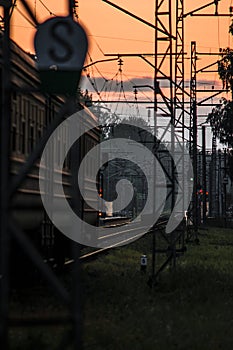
8,0,233,147
10,1,233,70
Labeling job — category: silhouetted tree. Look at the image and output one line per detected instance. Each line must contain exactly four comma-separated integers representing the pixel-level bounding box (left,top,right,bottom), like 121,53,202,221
207,98,233,146
207,23,233,182
218,48,233,95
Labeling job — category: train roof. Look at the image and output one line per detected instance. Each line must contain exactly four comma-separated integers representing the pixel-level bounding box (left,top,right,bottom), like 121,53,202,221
0,32,99,124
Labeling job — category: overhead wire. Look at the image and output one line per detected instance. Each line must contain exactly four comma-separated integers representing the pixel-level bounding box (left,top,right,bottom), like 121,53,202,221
73,0,79,20
115,62,142,118
122,72,153,103
83,55,154,115
229,0,233,47
15,6,36,28
112,71,121,115
84,53,118,112
34,0,36,19
37,0,56,16
9,0,17,18
89,34,154,44
117,59,133,116
83,39,117,100
12,1,151,119
118,67,151,120
91,36,106,56
104,71,121,102
86,29,153,111
86,53,106,99
82,27,155,117
217,15,221,50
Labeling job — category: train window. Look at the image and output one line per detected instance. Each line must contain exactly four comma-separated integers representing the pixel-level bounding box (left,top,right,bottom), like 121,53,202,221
86,157,89,177
45,98,53,124
12,90,17,101
17,94,21,116
22,99,26,118
22,98,30,120
57,139,61,165
87,156,90,177
52,104,55,119
11,124,17,152
91,157,94,178
45,99,49,125
39,109,44,128
66,150,71,169
11,101,16,125
63,143,67,169
37,128,42,142
31,105,34,122
21,98,24,117
29,124,34,152
34,105,38,125
19,120,26,155
63,142,69,169
27,100,30,119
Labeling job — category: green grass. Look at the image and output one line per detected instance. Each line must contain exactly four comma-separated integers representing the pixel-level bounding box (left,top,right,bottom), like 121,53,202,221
82,227,233,350
8,226,233,349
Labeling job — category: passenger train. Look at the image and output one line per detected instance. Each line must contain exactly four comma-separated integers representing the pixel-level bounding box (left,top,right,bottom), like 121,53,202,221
1,36,100,272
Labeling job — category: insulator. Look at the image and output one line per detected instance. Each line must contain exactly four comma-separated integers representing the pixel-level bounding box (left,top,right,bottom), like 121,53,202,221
118,58,123,66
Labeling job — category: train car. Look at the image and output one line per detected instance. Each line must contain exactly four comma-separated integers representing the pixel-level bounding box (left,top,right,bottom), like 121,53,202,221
0,36,100,272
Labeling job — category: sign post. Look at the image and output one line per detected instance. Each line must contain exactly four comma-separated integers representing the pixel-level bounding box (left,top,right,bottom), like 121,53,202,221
0,1,12,348
34,16,88,95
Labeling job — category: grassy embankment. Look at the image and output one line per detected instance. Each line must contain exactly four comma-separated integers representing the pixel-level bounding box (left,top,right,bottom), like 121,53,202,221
9,226,233,349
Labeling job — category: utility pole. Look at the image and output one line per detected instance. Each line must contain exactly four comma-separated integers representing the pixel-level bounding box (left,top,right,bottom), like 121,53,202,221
102,0,191,282
202,126,207,224
223,148,227,227
189,41,199,241
211,131,217,217
0,1,12,349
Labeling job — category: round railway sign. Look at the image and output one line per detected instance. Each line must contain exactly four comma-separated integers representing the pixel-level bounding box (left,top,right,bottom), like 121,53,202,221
34,16,88,94
0,0,12,8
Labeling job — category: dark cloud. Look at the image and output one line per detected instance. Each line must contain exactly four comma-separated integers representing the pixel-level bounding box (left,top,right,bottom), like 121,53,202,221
80,75,223,93
81,75,154,92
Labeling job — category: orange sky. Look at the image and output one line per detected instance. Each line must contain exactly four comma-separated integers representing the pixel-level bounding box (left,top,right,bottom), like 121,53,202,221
6,0,233,148
7,0,233,135
10,0,233,80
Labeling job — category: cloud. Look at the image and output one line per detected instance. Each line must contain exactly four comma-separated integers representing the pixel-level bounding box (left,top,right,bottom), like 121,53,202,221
80,74,223,94
80,75,154,93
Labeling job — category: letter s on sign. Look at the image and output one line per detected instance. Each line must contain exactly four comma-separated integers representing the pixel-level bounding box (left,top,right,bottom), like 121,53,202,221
49,21,74,63
34,16,88,93
34,16,88,71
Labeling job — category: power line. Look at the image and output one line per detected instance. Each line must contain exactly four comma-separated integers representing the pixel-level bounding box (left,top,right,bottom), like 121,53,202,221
14,1,57,31
15,6,36,28
34,0,36,19
73,0,79,20
9,24,34,29
10,0,17,19
91,37,105,56
123,72,153,102
37,0,56,16
89,34,154,44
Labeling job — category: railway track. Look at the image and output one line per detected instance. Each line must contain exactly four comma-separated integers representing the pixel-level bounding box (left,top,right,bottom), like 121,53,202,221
73,216,170,263
64,222,149,265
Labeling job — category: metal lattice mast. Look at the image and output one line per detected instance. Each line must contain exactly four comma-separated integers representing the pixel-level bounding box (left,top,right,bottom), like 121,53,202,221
155,0,173,117
175,0,184,132
189,41,199,240
174,0,186,250
154,0,177,270
210,132,217,217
